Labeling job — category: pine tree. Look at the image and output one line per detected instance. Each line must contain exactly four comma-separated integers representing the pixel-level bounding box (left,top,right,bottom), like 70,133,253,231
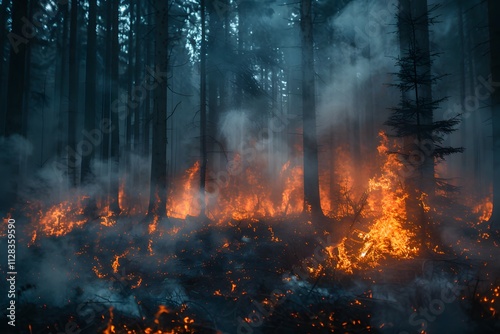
386,2,463,249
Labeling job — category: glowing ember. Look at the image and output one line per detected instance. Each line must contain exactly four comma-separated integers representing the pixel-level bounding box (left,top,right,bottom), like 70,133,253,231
111,251,129,273
29,198,87,240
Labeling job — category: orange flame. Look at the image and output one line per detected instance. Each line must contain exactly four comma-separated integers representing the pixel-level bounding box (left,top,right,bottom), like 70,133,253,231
473,196,493,223
331,132,418,272
167,161,201,218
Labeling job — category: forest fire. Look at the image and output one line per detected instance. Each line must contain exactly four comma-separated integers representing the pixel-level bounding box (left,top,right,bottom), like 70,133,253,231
2,0,500,332
14,130,498,333
24,133,418,270
23,132,493,271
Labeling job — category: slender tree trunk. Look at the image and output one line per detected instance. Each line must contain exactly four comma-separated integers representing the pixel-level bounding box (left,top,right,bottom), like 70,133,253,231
133,0,141,152
68,0,79,187
132,0,142,197
329,125,337,216
109,0,121,214
5,0,28,136
4,0,28,203
126,3,135,157
148,0,168,217
57,3,69,157
142,21,152,157
235,0,244,108
22,0,36,140
81,0,97,214
101,0,112,194
124,0,134,195
300,0,323,219
488,0,500,228
458,0,468,180
0,0,9,131
199,0,207,218
81,0,97,183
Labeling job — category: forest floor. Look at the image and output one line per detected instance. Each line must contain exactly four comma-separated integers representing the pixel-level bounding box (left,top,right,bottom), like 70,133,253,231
3,213,500,334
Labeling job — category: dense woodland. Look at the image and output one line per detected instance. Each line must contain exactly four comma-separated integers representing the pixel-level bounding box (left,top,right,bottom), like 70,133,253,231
1,0,500,333
1,1,498,222
0,0,498,224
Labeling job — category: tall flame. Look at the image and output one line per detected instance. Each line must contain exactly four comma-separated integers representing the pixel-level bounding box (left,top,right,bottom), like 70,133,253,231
332,132,418,272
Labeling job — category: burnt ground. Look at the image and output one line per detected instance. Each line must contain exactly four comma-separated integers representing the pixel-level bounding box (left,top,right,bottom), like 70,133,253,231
1,214,499,334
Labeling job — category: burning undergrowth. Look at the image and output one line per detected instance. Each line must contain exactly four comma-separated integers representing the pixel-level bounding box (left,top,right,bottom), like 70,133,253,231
1,134,499,333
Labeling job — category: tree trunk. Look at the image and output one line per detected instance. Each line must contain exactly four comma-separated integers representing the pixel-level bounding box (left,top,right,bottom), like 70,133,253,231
22,0,36,141
126,2,135,157
68,0,79,187
133,0,142,152
109,0,121,214
81,0,97,214
5,0,27,137
0,0,9,131
300,0,323,219
4,0,28,203
81,0,97,184
199,0,207,218
56,2,69,157
148,0,168,217
101,0,112,194
488,0,500,229
235,1,244,109
207,1,222,172
5,0,28,136
142,2,152,158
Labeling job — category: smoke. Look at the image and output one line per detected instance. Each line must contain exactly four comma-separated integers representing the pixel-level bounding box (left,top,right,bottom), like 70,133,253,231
220,110,252,153
0,1,496,332
317,0,400,133
0,135,33,212
20,237,80,306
